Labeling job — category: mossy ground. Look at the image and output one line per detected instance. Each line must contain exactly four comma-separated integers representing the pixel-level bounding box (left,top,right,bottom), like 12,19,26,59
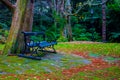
0,42,120,79
56,42,120,57
0,44,4,50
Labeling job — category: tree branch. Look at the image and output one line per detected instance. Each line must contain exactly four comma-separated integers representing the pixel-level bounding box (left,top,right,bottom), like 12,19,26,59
0,0,16,12
91,0,109,6
63,1,88,16
63,0,109,16
46,0,53,9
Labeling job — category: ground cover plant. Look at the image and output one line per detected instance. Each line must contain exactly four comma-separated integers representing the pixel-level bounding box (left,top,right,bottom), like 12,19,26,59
56,42,120,57
0,44,4,50
0,44,4,54
0,0,120,79
0,42,120,79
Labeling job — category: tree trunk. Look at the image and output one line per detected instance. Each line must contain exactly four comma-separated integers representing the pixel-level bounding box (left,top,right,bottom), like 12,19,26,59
2,0,34,55
67,15,73,41
17,0,34,52
65,0,73,41
102,0,107,42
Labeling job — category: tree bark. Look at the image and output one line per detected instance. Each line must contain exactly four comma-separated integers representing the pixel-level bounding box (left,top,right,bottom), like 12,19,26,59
102,0,107,42
2,0,34,55
65,0,73,41
17,0,34,53
67,15,73,41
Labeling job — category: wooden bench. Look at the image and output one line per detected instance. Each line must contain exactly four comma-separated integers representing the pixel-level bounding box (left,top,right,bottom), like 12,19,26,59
18,31,57,60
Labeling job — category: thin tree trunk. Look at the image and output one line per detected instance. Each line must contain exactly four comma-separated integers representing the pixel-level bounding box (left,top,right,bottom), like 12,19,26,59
102,0,107,42
2,0,34,55
67,15,73,41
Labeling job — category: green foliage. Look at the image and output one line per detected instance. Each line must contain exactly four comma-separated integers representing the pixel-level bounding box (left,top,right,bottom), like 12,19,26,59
109,32,120,42
0,23,9,44
110,32,120,39
45,31,57,41
0,3,12,27
73,23,89,41
108,3,120,12
57,36,68,42
72,24,101,41
0,23,8,29
0,23,9,36
0,44,4,50
107,0,120,42
71,16,79,23
52,11,66,29
30,36,44,42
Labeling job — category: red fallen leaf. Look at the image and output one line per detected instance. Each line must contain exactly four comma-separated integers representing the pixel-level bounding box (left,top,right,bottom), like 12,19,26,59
43,74,49,77
62,51,118,77
73,52,92,58
1,76,7,78
104,73,109,77
33,76,41,79
8,74,17,77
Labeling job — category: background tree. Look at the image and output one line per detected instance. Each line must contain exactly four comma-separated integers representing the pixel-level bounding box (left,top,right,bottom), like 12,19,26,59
33,0,109,42
102,0,107,42
63,0,108,41
0,0,120,56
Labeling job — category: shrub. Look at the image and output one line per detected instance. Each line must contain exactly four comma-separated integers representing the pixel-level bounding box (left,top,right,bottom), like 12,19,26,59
57,36,68,42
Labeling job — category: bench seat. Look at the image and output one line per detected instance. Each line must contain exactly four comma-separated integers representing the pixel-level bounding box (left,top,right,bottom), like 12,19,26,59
19,31,57,60
39,41,57,48
27,41,57,48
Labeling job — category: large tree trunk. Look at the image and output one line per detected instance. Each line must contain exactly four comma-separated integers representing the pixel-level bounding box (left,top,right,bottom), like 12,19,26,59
17,0,34,52
2,0,34,55
102,0,107,42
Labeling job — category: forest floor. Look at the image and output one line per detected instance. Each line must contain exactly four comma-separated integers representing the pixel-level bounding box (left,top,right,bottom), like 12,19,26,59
0,42,120,80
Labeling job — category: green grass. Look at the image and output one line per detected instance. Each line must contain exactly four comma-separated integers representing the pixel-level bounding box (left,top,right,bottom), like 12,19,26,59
0,42,120,79
71,66,120,80
0,53,87,74
55,43,120,57
0,56,58,74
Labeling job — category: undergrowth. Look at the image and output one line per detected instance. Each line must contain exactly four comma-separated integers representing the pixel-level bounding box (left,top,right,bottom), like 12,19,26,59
55,43,120,57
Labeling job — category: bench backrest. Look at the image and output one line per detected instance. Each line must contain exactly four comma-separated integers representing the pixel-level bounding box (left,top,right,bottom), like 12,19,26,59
22,31,45,36
22,31,46,46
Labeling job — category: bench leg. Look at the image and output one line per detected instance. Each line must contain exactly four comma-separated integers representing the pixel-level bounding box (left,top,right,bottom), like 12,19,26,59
39,45,56,53
52,45,56,53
